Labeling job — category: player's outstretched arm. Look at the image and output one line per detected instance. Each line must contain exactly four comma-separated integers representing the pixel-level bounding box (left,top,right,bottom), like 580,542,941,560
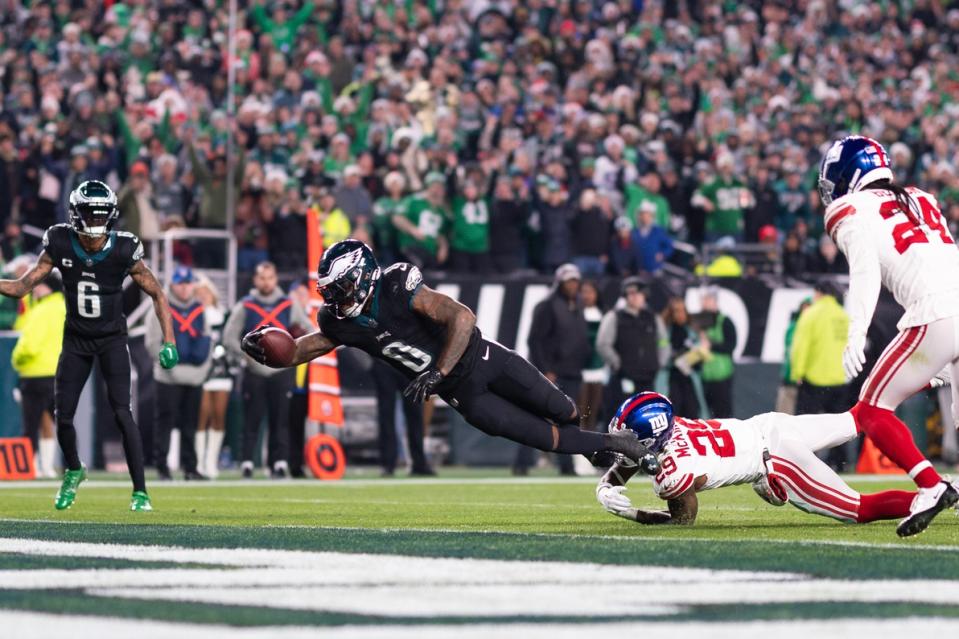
129,260,178,369
290,331,338,366
666,489,699,525
835,221,881,380
0,252,54,299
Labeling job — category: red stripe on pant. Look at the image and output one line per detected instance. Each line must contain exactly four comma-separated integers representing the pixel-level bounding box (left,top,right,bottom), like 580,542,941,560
860,326,925,406
870,325,927,406
770,461,858,520
770,455,859,507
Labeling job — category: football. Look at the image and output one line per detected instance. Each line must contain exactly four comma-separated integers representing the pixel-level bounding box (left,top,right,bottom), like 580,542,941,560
258,326,296,367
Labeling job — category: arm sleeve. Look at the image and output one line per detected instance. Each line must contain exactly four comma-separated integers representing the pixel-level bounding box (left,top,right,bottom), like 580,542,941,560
835,217,881,337
653,459,697,500
527,301,554,372
596,311,620,371
250,3,274,30
221,302,246,361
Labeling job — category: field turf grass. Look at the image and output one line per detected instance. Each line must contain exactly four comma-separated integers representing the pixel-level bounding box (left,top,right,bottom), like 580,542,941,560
1,471,958,637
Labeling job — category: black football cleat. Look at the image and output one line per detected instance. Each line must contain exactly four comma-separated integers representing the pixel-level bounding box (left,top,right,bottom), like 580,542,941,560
606,430,660,475
896,481,959,538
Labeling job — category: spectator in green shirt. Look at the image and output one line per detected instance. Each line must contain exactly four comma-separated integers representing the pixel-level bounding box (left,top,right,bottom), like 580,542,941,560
692,154,754,242
625,170,671,230
393,172,450,270
449,180,491,274
249,0,315,55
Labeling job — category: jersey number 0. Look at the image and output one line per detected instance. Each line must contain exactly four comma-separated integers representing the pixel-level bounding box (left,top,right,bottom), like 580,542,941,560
382,341,432,372
77,281,102,318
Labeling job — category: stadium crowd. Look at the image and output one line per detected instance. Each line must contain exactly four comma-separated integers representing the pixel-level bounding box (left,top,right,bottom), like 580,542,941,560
2,0,958,280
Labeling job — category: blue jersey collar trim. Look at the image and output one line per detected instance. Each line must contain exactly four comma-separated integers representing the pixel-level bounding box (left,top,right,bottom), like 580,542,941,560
70,231,115,264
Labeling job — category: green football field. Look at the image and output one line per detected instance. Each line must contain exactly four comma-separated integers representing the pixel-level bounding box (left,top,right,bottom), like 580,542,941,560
1,471,959,637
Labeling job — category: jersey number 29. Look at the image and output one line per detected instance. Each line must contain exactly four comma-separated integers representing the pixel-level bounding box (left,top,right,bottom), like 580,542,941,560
77,281,101,318
880,196,953,254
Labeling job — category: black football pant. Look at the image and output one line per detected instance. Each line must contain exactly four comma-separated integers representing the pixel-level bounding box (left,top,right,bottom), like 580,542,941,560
154,382,202,474
442,340,615,456
19,377,55,451
241,369,295,467
54,333,146,492
372,359,428,473
513,375,579,474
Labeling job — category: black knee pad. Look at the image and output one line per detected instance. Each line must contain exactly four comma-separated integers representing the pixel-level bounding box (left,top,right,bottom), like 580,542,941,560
546,390,577,424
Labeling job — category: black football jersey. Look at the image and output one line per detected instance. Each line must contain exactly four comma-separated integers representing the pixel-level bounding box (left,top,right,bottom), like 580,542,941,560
42,224,144,338
318,262,481,389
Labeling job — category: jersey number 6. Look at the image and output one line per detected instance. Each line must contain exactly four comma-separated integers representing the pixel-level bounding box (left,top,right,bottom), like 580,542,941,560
77,281,102,319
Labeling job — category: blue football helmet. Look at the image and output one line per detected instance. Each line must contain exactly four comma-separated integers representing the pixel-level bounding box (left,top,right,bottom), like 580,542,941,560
316,239,381,319
608,391,675,453
818,135,894,206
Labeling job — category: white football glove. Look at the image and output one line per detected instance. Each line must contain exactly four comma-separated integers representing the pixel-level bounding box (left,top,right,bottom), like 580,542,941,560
929,366,953,390
843,330,867,381
596,482,633,515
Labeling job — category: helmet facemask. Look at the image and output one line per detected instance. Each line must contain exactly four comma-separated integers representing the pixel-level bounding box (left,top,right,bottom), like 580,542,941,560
319,274,364,319
69,181,119,237
316,244,380,320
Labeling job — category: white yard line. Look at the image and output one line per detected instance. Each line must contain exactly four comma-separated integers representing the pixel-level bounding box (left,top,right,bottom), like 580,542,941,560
3,538,959,618
3,611,959,639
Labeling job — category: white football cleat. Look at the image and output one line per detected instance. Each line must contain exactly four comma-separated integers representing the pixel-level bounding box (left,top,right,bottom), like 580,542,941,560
897,480,959,537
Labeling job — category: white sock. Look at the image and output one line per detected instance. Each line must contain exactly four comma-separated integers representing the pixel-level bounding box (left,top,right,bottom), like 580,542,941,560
207,430,224,479
194,431,207,476
39,438,57,478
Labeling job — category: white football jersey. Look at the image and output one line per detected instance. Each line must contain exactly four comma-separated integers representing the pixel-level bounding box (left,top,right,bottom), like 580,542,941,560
652,416,766,500
825,187,959,330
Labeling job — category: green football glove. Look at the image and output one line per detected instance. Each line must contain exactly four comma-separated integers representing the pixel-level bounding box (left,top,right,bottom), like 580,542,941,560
159,342,179,369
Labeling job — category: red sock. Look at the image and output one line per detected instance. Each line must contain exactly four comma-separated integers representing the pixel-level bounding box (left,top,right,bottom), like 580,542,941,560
857,490,916,523
850,402,942,489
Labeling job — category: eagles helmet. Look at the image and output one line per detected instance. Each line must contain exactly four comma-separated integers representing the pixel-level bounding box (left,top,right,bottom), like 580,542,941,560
818,135,893,206
316,239,381,319
608,391,675,454
69,180,119,237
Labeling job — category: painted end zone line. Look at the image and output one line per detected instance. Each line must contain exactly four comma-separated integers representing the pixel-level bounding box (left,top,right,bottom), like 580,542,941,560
1,518,957,554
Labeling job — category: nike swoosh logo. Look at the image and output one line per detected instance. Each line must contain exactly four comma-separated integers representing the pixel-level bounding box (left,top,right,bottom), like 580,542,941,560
482,345,490,361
